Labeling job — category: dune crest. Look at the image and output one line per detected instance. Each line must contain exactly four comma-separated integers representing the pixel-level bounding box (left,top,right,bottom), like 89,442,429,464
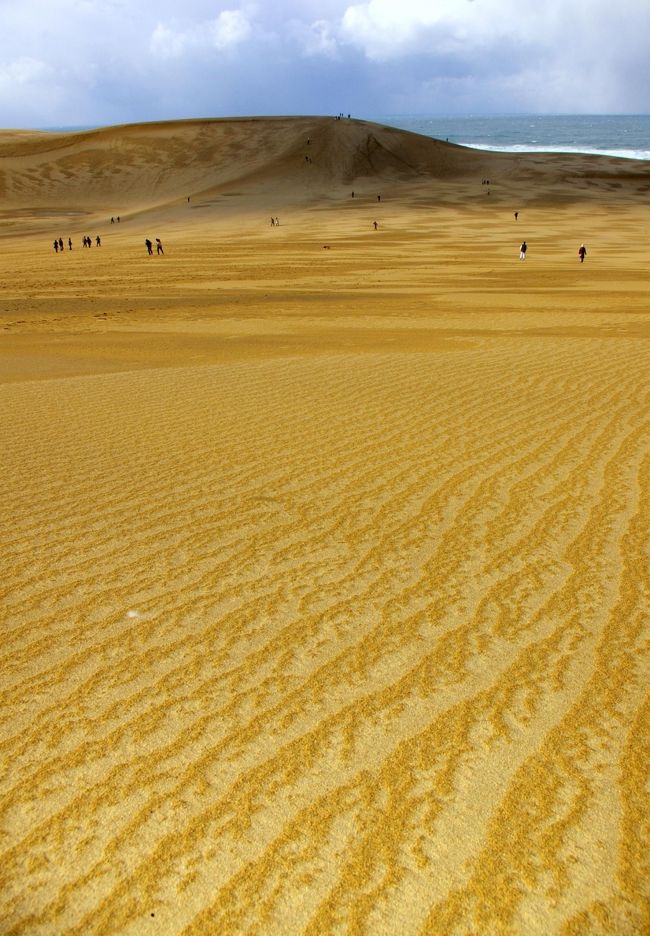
1,117,650,229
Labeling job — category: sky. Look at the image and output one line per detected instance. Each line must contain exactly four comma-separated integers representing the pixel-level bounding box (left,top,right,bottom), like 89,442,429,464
1,0,649,128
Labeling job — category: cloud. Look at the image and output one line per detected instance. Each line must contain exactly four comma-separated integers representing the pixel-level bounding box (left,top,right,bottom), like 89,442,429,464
0,1,649,126
210,9,253,49
0,57,51,88
289,19,340,58
150,8,254,59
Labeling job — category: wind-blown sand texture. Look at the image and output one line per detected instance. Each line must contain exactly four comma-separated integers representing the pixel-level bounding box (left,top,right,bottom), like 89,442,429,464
1,117,649,935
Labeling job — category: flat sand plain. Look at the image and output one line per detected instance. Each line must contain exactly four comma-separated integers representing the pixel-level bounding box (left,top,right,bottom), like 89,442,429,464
1,118,649,935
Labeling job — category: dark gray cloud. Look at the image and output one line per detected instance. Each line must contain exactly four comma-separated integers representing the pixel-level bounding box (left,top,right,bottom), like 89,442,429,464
1,1,648,127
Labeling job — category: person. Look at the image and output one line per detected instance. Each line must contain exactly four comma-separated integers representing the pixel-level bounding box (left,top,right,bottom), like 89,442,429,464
351,191,354,198
111,217,115,223
514,211,519,220
578,244,587,263
68,238,72,250
377,194,381,202
156,238,164,255
271,217,275,226
275,217,279,226
145,238,153,255
519,241,527,260
373,221,378,230
59,237,64,251
53,239,59,253
96,235,101,247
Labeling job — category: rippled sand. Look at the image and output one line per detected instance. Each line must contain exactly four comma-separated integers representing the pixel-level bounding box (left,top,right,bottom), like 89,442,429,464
1,119,649,935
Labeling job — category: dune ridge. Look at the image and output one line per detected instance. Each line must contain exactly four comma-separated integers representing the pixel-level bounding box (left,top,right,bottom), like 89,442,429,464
2,117,650,227
0,118,649,934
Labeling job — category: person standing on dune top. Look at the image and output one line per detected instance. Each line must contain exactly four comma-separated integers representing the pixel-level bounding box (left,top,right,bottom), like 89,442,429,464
519,241,527,260
578,244,587,262
145,238,153,255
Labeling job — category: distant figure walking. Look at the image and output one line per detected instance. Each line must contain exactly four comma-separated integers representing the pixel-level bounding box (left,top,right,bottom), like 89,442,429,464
156,238,164,255
351,191,354,198
377,194,381,202
53,239,59,253
275,217,279,226
59,237,64,252
578,244,587,262
145,238,153,255
96,235,101,247
373,221,378,230
111,216,115,224
519,241,527,260
68,238,72,250
271,217,275,226
514,211,519,220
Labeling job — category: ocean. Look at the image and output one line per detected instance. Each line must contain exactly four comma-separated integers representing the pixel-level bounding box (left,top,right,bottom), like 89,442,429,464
376,114,650,161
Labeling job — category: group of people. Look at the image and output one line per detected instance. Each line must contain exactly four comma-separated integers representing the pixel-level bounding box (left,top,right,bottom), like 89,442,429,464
51,234,168,255
144,238,164,255
52,235,100,252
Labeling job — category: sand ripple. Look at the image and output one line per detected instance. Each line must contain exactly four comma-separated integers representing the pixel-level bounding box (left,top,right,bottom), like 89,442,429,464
1,339,648,934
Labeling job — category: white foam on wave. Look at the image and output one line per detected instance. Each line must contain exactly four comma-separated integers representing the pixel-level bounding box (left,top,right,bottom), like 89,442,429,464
460,143,650,161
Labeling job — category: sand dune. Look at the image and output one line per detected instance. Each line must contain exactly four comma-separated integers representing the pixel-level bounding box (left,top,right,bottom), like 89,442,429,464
0,118,649,935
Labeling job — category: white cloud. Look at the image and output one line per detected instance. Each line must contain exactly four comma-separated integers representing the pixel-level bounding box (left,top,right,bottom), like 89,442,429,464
209,9,253,49
290,19,340,58
150,8,254,59
339,0,490,59
0,56,52,87
150,24,193,59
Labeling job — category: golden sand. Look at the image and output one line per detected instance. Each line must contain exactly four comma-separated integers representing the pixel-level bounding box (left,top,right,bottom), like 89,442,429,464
0,118,648,935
